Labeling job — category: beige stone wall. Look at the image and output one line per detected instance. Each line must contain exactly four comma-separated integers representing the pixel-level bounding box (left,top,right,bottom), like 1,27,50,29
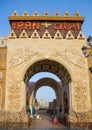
0,47,7,111
88,56,92,108
5,38,90,113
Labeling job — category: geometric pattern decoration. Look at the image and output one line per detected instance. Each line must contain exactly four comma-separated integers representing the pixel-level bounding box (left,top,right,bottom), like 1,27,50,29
12,10,18,16
8,30,17,39
54,30,63,39
31,30,40,38
77,31,85,40
42,30,51,39
66,30,74,39
8,11,84,40
64,11,70,17
33,11,39,16
10,10,81,17
54,11,60,16
8,29,86,40
44,11,50,16
74,11,80,17
22,11,29,16
19,30,28,38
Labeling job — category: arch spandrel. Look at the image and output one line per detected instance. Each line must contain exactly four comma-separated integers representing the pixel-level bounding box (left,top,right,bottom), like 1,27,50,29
7,38,87,84
6,47,90,113
21,56,74,83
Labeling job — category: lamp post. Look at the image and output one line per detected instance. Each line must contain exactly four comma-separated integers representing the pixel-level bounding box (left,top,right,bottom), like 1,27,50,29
81,36,92,73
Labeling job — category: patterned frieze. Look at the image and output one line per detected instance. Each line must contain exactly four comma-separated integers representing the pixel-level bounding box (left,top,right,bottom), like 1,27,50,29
8,11,85,39
8,47,86,69
10,21,82,38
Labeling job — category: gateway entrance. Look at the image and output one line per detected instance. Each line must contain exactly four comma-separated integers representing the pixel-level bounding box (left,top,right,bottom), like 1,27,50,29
24,59,71,128
0,11,92,129
24,59,71,125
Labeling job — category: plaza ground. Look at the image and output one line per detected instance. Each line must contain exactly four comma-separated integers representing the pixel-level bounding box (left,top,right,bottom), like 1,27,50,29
29,110,66,129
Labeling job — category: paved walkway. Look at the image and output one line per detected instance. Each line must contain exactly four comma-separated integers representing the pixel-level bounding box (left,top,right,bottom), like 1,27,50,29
29,110,66,129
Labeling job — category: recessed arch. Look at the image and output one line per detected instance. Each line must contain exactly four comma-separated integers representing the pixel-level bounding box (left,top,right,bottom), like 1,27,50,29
28,77,62,106
34,77,61,92
33,77,61,104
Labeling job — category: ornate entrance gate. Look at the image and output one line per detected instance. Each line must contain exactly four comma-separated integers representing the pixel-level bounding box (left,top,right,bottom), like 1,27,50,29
0,11,92,128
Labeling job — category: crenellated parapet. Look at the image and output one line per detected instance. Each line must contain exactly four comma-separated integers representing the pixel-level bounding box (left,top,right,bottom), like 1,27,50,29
8,11,85,39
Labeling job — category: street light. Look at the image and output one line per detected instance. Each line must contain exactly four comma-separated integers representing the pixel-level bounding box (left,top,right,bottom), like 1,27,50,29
81,36,92,73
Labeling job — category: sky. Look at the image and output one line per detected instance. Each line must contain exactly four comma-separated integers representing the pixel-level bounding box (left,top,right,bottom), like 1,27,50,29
1,0,92,102
0,0,92,36
36,86,56,103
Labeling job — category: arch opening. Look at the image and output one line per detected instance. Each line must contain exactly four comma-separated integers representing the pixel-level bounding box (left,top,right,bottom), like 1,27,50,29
27,77,61,109
34,86,56,112
24,59,72,127
36,86,56,103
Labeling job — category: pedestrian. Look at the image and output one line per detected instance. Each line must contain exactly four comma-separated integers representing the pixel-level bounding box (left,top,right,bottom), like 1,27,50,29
53,115,58,124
